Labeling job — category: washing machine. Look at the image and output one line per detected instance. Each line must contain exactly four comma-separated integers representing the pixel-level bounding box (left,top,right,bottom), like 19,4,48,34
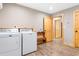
0,29,21,56
20,28,37,55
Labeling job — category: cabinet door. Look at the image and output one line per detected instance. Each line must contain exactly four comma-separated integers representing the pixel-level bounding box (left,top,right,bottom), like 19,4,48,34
0,34,20,54
23,33,37,55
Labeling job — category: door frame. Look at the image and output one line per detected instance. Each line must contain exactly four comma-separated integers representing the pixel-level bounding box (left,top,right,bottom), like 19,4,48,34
73,10,79,47
53,14,64,42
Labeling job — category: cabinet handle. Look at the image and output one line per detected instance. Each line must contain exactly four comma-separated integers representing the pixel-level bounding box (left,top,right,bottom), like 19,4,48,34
9,35,12,37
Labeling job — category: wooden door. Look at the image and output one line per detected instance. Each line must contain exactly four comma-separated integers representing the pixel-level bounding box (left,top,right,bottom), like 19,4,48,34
55,20,61,38
75,11,79,47
44,16,53,42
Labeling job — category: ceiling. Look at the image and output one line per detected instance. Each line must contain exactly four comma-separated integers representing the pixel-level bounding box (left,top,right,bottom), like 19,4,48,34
17,3,79,14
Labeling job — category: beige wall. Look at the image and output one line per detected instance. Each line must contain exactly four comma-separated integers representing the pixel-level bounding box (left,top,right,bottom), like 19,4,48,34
0,3,47,32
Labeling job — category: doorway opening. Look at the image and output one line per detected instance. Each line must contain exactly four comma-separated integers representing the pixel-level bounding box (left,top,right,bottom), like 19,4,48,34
55,20,61,39
53,16,63,42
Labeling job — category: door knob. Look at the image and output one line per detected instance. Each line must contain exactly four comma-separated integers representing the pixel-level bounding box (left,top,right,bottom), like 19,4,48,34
75,30,78,32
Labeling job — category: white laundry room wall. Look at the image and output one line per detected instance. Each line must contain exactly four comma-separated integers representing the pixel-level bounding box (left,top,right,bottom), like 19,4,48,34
0,3,48,32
